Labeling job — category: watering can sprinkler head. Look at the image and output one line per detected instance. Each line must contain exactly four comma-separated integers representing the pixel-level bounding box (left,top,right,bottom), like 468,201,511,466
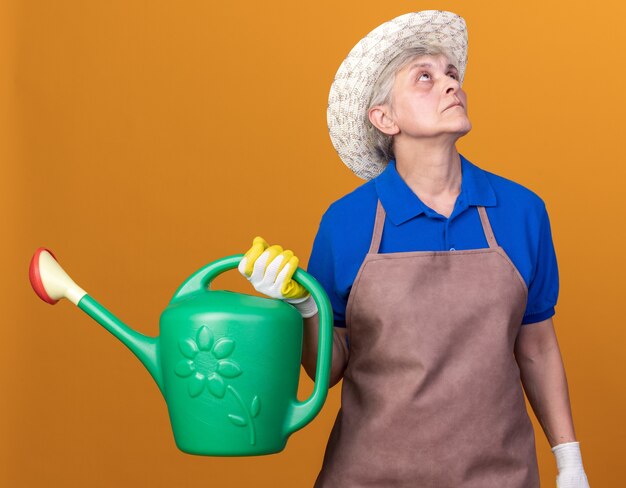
29,247,87,305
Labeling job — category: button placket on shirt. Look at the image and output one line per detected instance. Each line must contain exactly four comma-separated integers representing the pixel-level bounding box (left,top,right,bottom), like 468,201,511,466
446,195,467,251
444,220,455,251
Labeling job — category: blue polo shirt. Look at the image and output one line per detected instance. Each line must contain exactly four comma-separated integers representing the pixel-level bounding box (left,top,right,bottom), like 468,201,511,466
306,153,559,328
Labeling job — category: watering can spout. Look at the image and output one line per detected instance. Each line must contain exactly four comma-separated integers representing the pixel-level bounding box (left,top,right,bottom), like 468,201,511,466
29,248,164,395
78,296,164,394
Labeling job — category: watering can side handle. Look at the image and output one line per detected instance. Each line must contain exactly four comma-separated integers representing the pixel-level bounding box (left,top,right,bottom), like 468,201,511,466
283,267,333,435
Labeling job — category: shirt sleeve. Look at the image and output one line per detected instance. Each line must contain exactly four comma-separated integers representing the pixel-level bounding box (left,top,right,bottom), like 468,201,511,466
521,203,559,325
306,210,348,328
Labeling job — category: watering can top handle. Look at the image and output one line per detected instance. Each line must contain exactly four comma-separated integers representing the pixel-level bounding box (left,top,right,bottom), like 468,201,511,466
170,254,326,308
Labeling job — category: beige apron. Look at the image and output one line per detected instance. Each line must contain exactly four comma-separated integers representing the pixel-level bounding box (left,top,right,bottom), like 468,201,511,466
314,199,540,487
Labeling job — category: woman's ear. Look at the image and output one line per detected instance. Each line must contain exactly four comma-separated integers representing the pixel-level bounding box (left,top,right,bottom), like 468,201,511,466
368,105,399,136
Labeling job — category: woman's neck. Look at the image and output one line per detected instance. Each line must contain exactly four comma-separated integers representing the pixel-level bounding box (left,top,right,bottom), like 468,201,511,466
394,146,462,200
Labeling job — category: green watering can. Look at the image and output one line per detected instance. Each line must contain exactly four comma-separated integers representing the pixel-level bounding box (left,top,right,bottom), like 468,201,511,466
28,247,333,456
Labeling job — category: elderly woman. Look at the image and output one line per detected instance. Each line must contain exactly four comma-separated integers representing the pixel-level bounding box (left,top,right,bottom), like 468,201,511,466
238,10,589,488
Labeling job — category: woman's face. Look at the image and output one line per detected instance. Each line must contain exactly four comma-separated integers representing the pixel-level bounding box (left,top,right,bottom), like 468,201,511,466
372,53,471,141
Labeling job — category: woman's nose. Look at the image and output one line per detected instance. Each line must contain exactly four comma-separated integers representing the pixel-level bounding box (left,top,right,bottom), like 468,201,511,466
445,78,461,93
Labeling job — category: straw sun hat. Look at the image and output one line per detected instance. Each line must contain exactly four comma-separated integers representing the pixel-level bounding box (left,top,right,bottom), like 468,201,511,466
327,10,468,180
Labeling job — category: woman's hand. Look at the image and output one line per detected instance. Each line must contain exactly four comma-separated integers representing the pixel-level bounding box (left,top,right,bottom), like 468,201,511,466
552,442,590,487
238,236,318,318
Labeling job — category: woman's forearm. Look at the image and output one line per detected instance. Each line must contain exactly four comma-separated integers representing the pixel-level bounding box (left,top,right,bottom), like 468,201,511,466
516,344,578,447
301,312,349,388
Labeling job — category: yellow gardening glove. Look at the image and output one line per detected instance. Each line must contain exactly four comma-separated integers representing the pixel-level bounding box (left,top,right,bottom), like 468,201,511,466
237,236,318,318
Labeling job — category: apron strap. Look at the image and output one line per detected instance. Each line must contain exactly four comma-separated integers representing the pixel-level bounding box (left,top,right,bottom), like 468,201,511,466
369,199,499,254
477,206,499,248
369,199,386,254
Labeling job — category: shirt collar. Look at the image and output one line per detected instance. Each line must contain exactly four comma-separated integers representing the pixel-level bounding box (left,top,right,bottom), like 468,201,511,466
374,153,497,226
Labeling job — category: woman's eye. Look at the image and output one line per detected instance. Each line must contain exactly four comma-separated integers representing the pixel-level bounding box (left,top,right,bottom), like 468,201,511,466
418,71,458,81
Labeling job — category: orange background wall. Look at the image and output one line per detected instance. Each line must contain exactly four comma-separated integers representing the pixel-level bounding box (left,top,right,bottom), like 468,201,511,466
2,1,623,486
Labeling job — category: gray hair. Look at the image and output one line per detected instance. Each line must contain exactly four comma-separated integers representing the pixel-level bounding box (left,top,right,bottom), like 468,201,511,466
365,45,460,164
